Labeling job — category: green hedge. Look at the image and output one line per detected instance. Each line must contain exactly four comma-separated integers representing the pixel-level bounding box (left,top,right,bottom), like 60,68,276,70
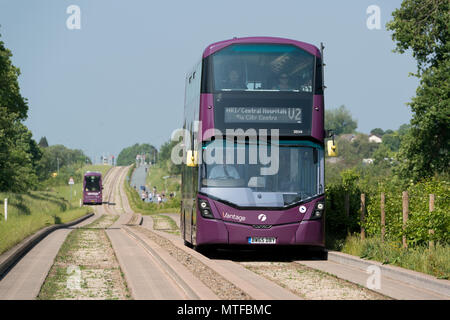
364,178,449,246
325,170,449,248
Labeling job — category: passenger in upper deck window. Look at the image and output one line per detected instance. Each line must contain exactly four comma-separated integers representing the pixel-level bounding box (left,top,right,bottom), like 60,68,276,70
272,73,293,91
222,69,245,90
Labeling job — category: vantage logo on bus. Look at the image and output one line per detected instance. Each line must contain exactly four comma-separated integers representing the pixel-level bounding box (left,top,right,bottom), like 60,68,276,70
225,107,302,124
222,212,246,223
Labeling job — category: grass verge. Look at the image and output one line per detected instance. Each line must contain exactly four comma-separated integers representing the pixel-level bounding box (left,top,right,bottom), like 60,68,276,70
152,214,180,236
146,163,180,195
341,234,449,279
0,165,111,255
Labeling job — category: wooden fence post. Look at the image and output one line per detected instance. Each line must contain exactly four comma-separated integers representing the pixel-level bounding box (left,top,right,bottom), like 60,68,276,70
429,194,435,249
360,193,366,240
345,192,350,234
381,192,385,243
402,191,408,249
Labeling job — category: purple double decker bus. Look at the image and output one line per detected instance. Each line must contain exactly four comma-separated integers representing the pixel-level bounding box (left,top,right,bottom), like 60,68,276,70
83,171,103,205
181,37,327,256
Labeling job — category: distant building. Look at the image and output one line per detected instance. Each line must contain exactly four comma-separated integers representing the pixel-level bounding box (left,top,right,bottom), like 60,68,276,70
100,155,114,166
362,158,374,165
326,157,342,164
368,134,382,143
340,134,356,143
101,154,114,165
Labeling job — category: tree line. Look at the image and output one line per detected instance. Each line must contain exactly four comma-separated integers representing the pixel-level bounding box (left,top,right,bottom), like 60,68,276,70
324,0,448,184
116,143,157,166
117,139,181,176
324,0,449,248
0,31,91,192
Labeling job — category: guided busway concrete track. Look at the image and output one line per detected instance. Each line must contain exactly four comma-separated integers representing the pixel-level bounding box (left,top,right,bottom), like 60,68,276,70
0,167,117,300
103,166,217,299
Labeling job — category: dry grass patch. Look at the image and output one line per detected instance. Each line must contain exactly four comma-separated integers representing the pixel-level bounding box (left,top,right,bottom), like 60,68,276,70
38,214,131,300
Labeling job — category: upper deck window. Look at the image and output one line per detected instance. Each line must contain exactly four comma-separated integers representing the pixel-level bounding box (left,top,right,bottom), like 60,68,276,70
211,44,314,93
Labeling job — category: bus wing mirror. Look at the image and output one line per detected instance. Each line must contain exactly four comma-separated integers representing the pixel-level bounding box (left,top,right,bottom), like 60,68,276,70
186,150,198,167
325,129,334,138
327,140,337,157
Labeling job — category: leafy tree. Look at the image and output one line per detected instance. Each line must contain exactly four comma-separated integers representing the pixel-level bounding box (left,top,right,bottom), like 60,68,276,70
352,134,380,159
159,139,182,175
0,108,39,191
382,133,401,152
325,105,358,135
35,144,90,181
38,136,49,148
395,56,449,180
117,143,157,166
386,0,449,75
370,128,385,137
387,0,449,181
397,123,411,137
372,144,394,165
159,139,182,163
0,33,28,120
0,32,41,191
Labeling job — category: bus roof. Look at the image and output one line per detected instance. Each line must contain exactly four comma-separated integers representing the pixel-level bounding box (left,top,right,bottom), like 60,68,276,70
202,36,321,59
84,171,102,176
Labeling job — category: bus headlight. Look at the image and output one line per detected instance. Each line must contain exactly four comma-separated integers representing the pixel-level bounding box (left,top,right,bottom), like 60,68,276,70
310,201,325,220
198,199,214,219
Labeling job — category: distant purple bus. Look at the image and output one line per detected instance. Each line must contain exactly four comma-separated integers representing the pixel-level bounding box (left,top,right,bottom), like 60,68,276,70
83,171,103,205
181,37,327,256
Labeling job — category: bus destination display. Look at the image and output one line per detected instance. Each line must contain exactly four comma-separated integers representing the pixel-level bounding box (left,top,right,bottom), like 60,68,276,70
224,107,302,124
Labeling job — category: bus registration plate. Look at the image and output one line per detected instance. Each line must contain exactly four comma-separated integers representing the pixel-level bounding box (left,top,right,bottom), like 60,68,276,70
248,237,276,244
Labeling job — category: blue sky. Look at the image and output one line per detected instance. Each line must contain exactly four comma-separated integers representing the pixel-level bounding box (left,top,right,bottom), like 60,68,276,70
0,0,418,163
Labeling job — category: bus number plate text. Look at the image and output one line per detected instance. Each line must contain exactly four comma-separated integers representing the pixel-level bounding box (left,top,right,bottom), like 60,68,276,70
248,237,276,244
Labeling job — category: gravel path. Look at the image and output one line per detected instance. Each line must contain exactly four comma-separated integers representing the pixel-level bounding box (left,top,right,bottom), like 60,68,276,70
38,214,130,300
241,261,388,300
38,167,131,300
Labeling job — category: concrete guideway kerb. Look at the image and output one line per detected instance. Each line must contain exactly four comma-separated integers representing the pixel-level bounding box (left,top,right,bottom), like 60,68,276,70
0,212,95,279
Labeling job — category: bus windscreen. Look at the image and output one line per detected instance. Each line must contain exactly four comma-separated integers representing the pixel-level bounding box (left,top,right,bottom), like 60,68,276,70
85,176,101,192
200,140,324,208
